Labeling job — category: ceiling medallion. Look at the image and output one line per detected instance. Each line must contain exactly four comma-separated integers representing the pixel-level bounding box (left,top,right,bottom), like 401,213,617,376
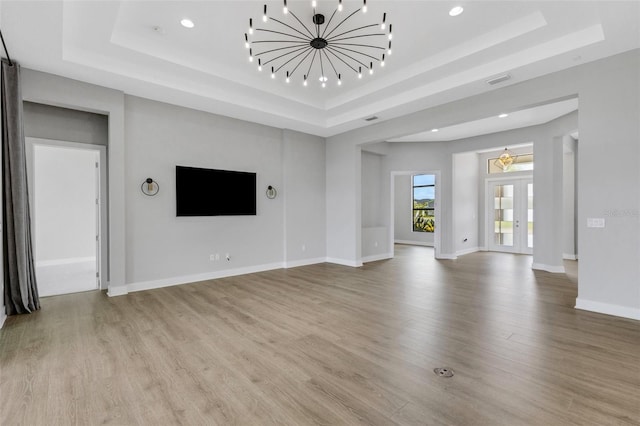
245,0,392,88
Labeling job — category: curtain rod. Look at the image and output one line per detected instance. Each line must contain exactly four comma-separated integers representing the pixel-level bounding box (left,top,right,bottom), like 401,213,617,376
0,29,13,66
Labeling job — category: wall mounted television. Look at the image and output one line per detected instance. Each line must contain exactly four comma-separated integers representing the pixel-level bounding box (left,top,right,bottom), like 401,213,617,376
176,166,256,216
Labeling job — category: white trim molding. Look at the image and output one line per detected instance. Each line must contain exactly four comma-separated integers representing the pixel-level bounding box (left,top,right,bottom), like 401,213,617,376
284,257,326,269
531,263,566,273
0,311,6,329
127,262,285,294
436,253,458,260
563,253,578,260
394,240,434,247
361,253,393,263
456,247,480,257
575,298,640,320
35,256,96,268
326,257,363,267
107,285,129,297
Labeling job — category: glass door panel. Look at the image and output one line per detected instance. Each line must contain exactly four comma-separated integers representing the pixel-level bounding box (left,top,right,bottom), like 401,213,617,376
493,184,514,247
488,179,533,254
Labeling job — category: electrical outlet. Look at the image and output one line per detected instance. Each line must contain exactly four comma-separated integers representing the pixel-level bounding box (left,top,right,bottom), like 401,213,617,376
215,253,220,261
209,254,215,261
226,253,230,261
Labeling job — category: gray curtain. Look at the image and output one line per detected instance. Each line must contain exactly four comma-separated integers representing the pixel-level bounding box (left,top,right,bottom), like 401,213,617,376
2,59,39,315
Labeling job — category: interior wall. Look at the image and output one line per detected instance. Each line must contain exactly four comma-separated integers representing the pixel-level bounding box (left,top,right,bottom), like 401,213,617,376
452,152,479,255
125,95,286,286
33,146,97,263
282,129,326,266
23,101,108,146
563,137,577,259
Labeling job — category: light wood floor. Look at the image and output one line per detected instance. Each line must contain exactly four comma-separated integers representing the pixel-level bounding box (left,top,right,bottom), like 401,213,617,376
1,246,639,425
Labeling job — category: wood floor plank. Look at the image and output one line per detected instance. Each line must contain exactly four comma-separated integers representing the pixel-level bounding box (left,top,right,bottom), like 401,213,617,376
1,246,639,425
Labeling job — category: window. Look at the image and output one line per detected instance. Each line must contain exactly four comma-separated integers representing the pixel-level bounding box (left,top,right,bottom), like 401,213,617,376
412,174,435,232
488,153,534,174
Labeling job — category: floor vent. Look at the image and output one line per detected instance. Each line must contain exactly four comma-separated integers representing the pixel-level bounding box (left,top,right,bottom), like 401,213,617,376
433,367,455,378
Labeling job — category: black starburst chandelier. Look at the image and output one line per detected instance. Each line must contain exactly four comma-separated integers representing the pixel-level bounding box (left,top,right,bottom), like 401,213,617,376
244,0,392,87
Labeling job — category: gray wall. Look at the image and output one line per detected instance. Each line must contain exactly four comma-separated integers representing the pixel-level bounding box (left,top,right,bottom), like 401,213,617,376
23,101,108,145
326,49,640,319
453,152,479,254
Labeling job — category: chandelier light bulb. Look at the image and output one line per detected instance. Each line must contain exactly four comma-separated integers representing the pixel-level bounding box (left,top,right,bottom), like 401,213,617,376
271,67,275,79
283,0,288,14
258,59,262,71
338,0,343,12
312,0,317,7
362,0,367,13
388,41,392,55
449,6,464,17
245,33,249,49
358,67,363,79
263,4,268,22
249,49,253,62
249,19,253,34
381,13,386,30
286,71,290,83
303,75,308,86
338,74,342,86
369,62,374,75
381,54,385,67
322,82,326,88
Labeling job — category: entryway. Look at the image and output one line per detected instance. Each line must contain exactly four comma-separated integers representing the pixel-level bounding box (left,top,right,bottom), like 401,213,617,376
487,178,533,254
26,138,107,297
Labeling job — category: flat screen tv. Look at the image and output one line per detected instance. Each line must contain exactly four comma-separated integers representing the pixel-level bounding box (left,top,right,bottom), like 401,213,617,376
176,166,256,216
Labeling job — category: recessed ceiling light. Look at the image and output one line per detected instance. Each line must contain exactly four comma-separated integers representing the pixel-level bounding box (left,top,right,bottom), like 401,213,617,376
431,128,439,132
498,113,509,118
180,18,195,29
449,6,464,17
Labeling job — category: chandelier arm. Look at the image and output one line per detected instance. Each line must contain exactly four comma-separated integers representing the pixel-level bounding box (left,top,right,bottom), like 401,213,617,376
329,42,385,50
329,45,381,62
262,45,311,67
256,28,310,42
325,24,380,41
320,9,338,39
255,44,310,57
275,47,315,73
329,34,387,43
326,46,369,69
322,50,341,78
287,10,316,39
323,8,361,40
251,40,309,44
269,17,314,40
324,48,358,73
305,49,319,80
289,48,315,77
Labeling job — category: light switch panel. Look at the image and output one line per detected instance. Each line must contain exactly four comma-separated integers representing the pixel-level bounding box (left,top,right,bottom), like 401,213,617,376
587,218,605,228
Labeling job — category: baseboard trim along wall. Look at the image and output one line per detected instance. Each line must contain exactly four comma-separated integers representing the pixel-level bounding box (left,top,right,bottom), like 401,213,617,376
436,253,458,260
456,247,479,257
36,256,96,267
361,253,393,263
0,311,6,329
575,298,640,321
563,253,578,260
531,263,566,273
394,240,434,247
325,258,363,267
107,285,129,297
284,257,326,269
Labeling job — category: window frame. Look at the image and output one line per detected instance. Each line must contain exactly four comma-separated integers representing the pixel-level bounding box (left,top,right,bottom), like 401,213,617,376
412,174,435,233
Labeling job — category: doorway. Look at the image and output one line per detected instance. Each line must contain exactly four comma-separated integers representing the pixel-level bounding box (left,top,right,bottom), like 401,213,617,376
26,138,107,297
487,178,533,254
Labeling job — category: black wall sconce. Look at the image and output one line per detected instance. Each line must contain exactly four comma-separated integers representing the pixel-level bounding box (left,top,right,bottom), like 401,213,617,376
266,185,277,199
141,178,160,196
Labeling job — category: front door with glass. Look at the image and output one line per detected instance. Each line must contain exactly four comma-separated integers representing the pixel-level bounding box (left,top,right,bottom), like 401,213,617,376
488,179,533,254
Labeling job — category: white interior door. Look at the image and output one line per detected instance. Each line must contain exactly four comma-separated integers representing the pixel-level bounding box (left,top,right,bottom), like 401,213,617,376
26,139,106,297
488,179,533,254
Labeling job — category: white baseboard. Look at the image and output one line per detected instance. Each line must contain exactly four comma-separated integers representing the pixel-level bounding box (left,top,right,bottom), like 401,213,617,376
36,256,96,267
0,310,6,329
326,257,363,267
284,257,326,269
361,253,393,263
107,285,128,297
127,262,285,294
563,253,578,260
575,298,640,320
456,247,479,257
531,263,566,273
394,240,434,247
436,253,457,260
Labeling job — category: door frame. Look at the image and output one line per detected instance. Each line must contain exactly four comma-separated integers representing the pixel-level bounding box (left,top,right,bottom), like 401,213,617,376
25,137,108,290
485,175,533,255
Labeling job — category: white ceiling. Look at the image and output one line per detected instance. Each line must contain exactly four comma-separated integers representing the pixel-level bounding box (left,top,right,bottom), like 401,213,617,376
1,1,638,138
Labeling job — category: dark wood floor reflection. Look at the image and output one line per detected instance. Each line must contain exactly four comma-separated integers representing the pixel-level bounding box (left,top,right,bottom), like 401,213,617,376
1,245,638,425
